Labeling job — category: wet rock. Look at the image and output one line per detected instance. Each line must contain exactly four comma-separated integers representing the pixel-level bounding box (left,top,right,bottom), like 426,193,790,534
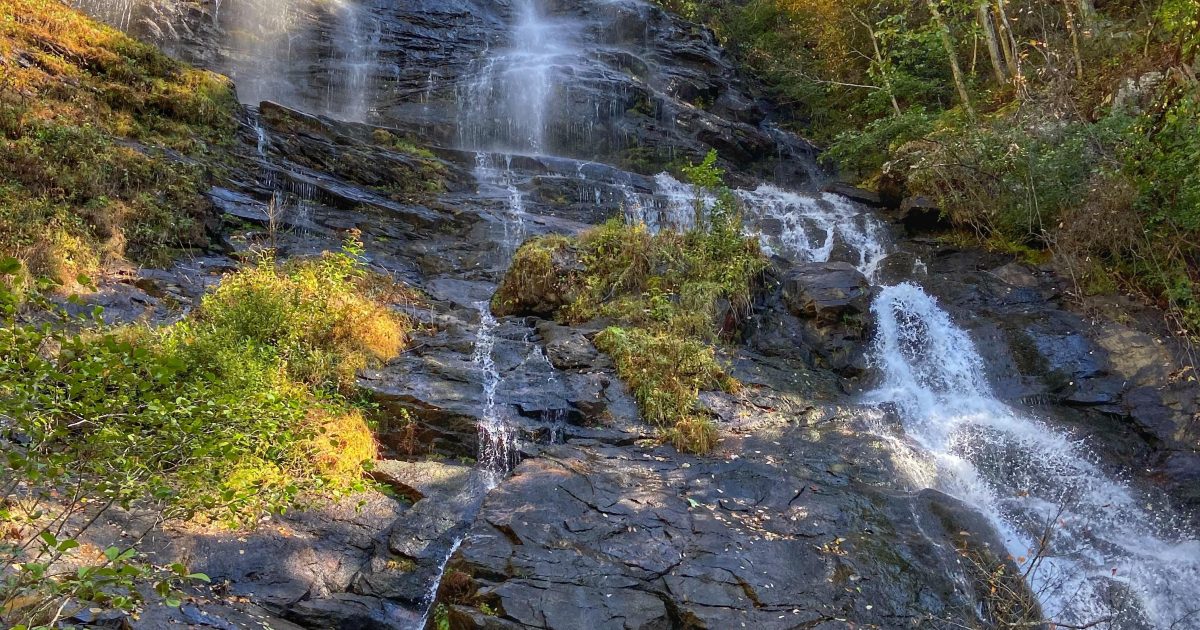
894,195,949,234
437,416,1026,628
874,250,927,286
536,321,600,370
369,460,477,503
822,182,883,207
782,262,872,323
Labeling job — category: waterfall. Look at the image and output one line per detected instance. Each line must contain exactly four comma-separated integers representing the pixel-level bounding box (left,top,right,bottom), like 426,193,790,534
867,284,1200,628
327,0,378,123
643,178,888,282
68,0,136,30
734,184,1200,626
737,185,888,280
472,302,518,484
458,0,579,154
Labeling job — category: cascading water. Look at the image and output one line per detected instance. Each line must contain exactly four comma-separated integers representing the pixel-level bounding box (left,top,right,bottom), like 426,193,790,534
867,284,1200,628
68,0,136,30
74,0,379,121
733,180,1200,626
642,176,889,281
737,185,889,280
472,303,518,485
327,0,378,123
458,0,579,154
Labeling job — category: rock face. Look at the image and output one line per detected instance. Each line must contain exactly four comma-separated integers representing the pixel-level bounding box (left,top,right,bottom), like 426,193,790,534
747,262,872,376
72,0,816,182
61,0,1200,627
441,418,1027,628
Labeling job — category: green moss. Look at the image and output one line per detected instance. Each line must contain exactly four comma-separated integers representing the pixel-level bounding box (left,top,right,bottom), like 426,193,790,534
593,326,728,453
371,128,437,160
491,234,577,317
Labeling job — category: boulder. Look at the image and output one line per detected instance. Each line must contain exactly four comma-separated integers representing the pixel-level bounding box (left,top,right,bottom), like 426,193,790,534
782,261,872,323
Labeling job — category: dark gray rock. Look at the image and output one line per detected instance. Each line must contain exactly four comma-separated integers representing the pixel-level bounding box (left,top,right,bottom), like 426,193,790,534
782,261,872,323
435,413,1030,628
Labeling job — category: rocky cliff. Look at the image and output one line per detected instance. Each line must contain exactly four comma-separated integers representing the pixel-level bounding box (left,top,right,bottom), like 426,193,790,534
58,0,1200,628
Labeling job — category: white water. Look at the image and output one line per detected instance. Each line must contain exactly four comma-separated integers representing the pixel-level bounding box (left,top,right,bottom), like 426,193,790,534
468,152,528,484
867,284,1200,628
641,176,889,281
458,0,581,154
472,302,518,485
737,185,889,280
69,0,135,30
327,0,378,123
740,185,1200,627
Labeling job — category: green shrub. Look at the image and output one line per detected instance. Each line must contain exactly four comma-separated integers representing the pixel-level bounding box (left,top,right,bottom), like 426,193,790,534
0,242,410,524
494,152,764,453
593,327,728,453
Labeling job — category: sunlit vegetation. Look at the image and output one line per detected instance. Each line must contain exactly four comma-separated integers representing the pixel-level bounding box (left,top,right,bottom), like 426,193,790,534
0,242,411,624
0,0,237,289
494,151,764,453
658,0,1200,335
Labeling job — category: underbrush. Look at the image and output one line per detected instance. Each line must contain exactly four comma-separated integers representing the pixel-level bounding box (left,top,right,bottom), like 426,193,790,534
493,151,764,453
0,242,410,625
0,0,237,289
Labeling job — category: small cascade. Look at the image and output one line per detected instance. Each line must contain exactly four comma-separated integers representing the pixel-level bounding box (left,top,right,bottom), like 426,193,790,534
225,0,298,109
474,153,527,252
68,0,136,31
638,176,890,281
647,173,713,233
867,284,1200,628
472,302,519,484
415,538,463,629
736,185,889,280
327,0,379,123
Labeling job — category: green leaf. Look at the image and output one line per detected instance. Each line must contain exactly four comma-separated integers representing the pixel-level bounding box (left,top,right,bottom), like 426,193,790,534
0,257,21,275
187,572,211,583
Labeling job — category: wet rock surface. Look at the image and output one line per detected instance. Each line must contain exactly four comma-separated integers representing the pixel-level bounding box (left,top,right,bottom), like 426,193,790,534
441,413,1023,629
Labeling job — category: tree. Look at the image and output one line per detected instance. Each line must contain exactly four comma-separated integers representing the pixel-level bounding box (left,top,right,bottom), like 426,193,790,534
977,1,1007,84
926,0,976,118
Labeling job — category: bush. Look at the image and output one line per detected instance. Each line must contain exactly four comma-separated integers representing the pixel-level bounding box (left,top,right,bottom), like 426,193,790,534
0,242,410,524
0,0,237,287
493,153,764,453
0,242,412,625
593,327,727,453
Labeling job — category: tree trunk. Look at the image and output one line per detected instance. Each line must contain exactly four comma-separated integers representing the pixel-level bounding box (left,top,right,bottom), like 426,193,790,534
994,0,1024,93
977,2,1007,84
867,21,903,116
1062,0,1085,81
926,0,976,119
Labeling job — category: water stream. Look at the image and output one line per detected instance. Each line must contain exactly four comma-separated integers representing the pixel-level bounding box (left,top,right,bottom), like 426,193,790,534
867,283,1200,628
739,185,1200,627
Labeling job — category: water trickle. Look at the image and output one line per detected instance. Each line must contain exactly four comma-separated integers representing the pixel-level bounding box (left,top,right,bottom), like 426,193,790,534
473,302,518,484
327,0,378,123
867,283,1200,628
69,0,136,31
